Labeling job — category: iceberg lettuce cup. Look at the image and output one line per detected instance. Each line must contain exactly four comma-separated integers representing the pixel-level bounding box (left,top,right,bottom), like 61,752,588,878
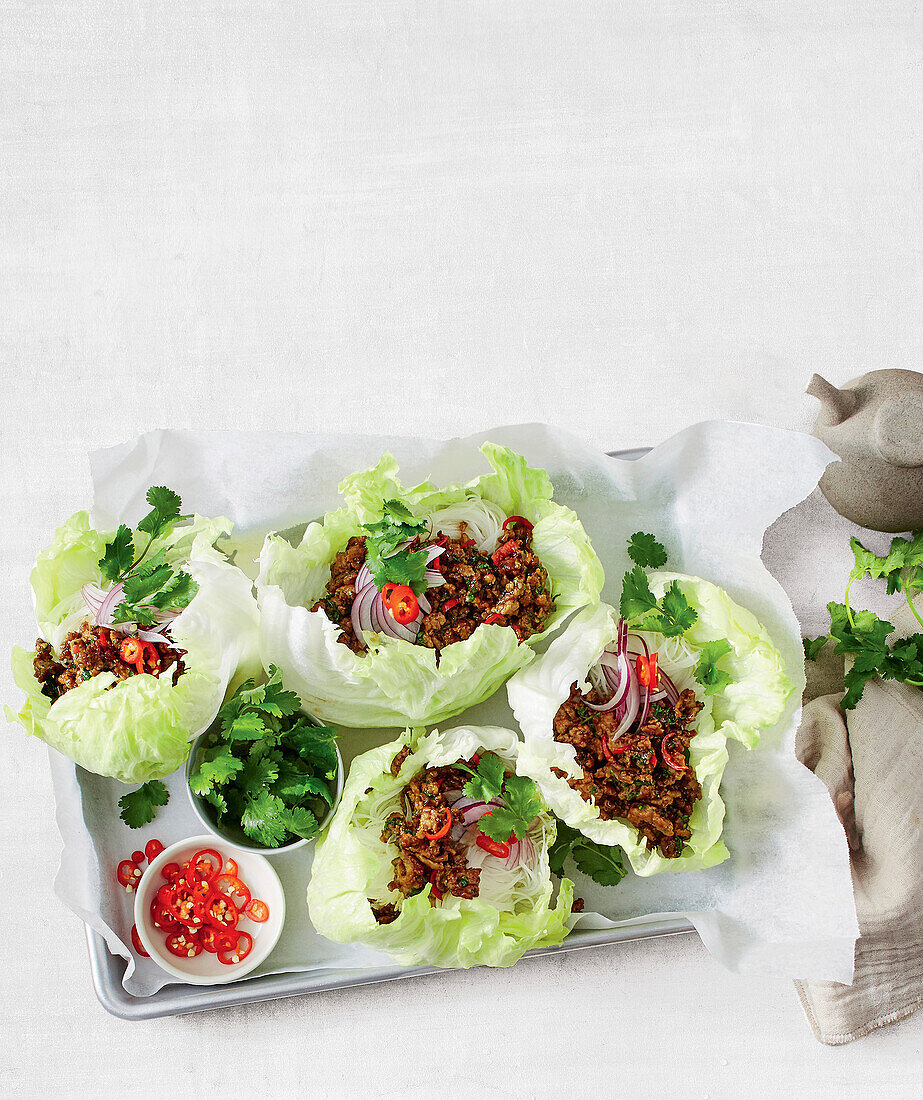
507,578,793,877
306,724,574,969
8,494,260,783
256,443,603,728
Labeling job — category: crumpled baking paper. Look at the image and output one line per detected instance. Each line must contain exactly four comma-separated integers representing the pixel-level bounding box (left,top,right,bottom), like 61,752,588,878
49,421,857,996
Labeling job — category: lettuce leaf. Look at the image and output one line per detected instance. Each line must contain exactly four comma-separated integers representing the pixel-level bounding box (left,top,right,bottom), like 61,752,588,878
307,724,573,969
7,512,261,783
257,443,603,727
507,579,792,876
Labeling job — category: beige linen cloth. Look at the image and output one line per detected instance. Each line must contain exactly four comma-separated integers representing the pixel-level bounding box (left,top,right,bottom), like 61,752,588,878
795,596,923,1044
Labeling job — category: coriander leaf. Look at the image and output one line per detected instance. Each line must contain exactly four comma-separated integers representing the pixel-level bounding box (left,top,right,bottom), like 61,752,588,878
371,548,430,596
803,636,828,661
627,531,668,569
641,581,698,637
850,531,923,587
149,569,198,611
548,821,581,877
99,525,135,582
477,775,542,842
240,755,280,799
215,683,252,727
619,565,659,621
477,807,521,842
111,601,159,627
500,775,543,836
240,790,290,847
132,547,167,579
363,500,426,558
118,780,169,829
363,500,430,594
285,805,319,839
380,499,418,524
828,603,893,656
204,788,228,816
850,537,895,582
547,820,626,887
888,634,923,682
189,746,244,794
460,752,505,803
842,650,884,710
258,669,303,717
226,712,271,742
274,762,333,806
693,638,733,695
121,563,173,605
571,840,626,887
192,667,340,848
286,723,339,774
136,486,188,539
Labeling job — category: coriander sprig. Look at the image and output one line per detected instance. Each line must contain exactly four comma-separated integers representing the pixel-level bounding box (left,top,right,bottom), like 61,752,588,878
548,821,626,887
619,533,698,638
804,530,923,709
363,499,430,596
455,754,544,842
98,486,199,626
118,780,170,829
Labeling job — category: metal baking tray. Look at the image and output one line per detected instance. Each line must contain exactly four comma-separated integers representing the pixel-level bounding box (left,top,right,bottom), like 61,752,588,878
83,444,697,1020
86,917,695,1020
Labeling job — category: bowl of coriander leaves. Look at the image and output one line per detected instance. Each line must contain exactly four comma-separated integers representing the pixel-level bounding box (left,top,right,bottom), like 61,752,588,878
186,664,343,854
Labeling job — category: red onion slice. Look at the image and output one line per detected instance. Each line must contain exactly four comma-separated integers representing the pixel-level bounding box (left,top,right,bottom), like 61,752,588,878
350,582,379,643
658,668,680,705
423,568,445,587
81,583,106,619
96,582,125,626
458,801,500,828
369,595,387,636
636,680,652,730
587,626,633,711
609,675,641,741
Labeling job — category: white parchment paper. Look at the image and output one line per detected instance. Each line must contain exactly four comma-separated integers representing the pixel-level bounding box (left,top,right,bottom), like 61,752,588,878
50,422,857,995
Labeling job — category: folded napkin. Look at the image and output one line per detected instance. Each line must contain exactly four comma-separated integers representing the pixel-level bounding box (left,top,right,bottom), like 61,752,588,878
794,596,923,1044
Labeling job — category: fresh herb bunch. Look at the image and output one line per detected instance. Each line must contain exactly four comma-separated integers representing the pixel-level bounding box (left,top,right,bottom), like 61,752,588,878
100,486,199,627
456,753,544,843
548,821,627,887
118,780,170,829
189,665,339,847
620,532,730,696
363,499,430,596
804,531,923,710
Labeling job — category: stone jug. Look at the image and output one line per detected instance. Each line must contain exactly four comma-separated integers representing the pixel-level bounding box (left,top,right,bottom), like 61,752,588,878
807,369,923,532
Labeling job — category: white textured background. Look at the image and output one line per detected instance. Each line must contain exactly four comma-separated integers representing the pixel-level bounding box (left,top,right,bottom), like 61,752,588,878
1,2,921,1096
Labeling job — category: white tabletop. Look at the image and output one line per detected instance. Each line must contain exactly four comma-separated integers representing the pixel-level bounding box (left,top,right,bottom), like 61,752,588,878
2,3,921,1095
